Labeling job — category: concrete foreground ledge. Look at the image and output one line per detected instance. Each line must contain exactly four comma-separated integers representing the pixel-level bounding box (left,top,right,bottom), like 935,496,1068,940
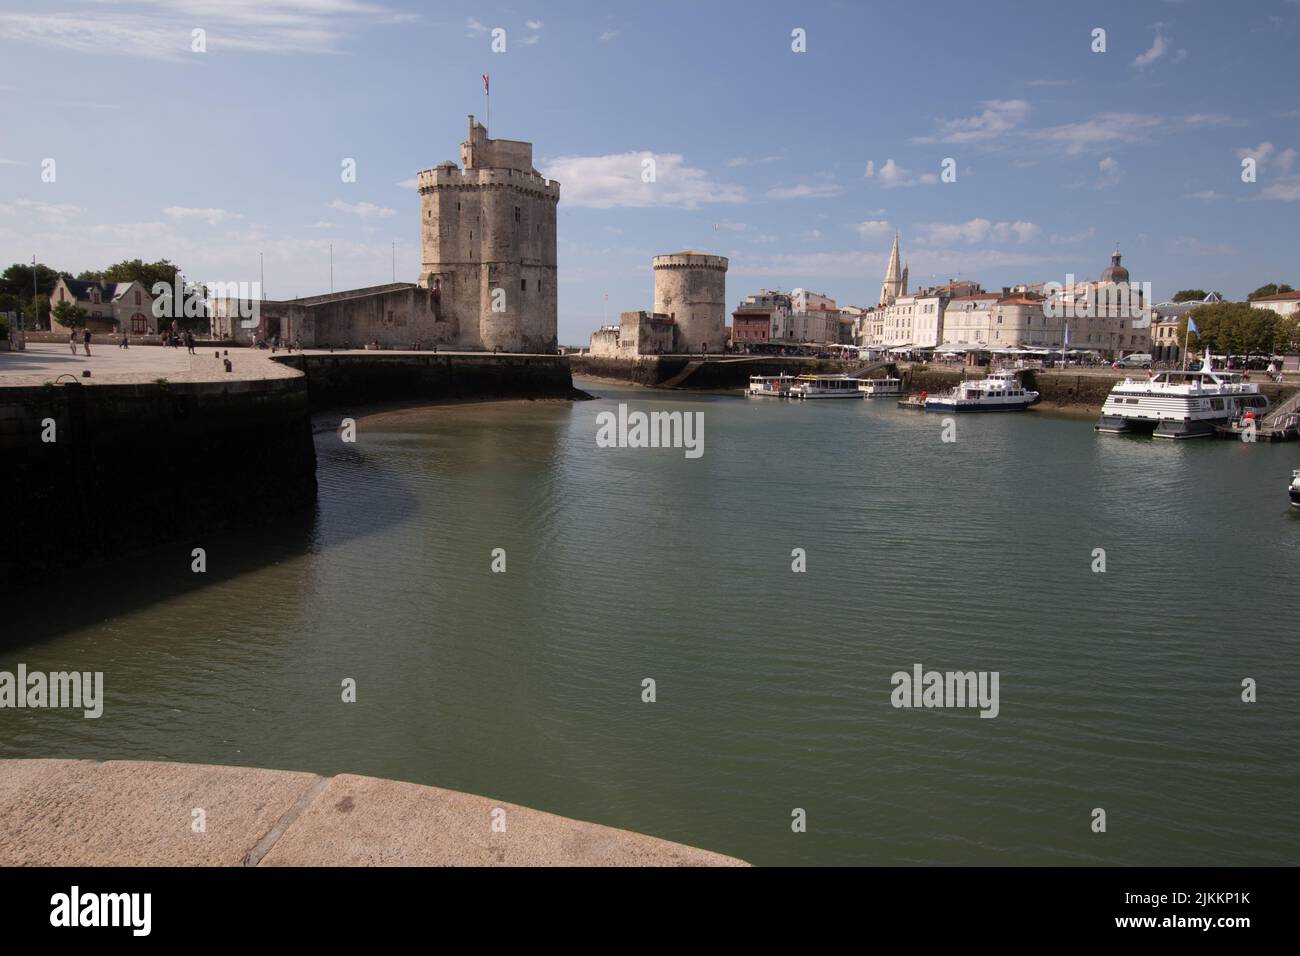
0,760,746,867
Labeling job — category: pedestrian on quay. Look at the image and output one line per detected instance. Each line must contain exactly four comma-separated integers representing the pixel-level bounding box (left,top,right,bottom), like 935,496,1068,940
82,327,92,356
185,330,195,354
69,328,78,354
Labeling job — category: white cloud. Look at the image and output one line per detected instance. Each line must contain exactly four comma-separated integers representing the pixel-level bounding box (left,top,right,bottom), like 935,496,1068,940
328,199,396,218
727,155,781,168
875,159,938,188
766,182,843,200
863,160,874,178
1185,190,1225,200
599,29,619,42
0,198,84,224
527,20,543,30
1236,142,1300,199
396,178,418,189
539,152,746,209
1133,26,1170,68
1097,156,1121,188
0,2,412,61
912,99,1030,144
849,220,894,240
163,205,244,226
914,218,1040,245
1030,112,1163,156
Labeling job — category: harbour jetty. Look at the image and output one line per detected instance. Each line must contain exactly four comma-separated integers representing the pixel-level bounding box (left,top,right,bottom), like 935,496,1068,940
0,759,745,866
0,346,587,592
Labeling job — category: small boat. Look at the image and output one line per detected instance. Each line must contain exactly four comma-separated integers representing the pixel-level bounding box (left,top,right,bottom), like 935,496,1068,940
1096,353,1270,439
923,370,1037,412
745,374,795,398
1290,470,1300,508
858,376,903,398
789,374,862,399
897,393,928,410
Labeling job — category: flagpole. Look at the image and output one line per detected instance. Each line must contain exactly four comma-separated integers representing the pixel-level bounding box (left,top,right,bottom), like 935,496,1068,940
1182,321,1189,372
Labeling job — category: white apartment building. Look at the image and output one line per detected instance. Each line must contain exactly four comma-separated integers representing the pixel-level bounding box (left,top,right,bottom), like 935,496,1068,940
940,294,999,347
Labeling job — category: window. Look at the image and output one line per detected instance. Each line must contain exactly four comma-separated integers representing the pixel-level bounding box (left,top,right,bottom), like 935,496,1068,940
514,207,520,222
520,279,526,291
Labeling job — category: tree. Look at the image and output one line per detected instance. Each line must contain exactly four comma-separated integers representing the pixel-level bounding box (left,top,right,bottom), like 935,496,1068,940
1185,302,1284,355
1172,289,1209,302
1248,283,1294,300
78,258,181,294
0,261,67,303
51,299,88,330
23,294,51,330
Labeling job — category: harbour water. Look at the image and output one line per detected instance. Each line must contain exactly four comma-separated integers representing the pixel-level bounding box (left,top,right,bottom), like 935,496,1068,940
4,379,1299,865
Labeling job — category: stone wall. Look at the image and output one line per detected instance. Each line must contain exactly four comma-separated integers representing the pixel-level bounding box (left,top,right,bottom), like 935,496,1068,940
276,352,587,412
0,375,317,592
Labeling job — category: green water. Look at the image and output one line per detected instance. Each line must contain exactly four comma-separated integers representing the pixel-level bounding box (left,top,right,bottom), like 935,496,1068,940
4,379,1299,865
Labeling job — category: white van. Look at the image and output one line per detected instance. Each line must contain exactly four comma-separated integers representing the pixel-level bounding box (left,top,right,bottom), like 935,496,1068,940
1116,352,1153,369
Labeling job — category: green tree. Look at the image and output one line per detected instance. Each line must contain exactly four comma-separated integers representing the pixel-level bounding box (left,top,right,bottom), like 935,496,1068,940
1185,302,1283,355
51,299,88,329
23,294,51,330
1247,282,1294,300
0,264,66,300
1172,289,1209,302
79,258,181,295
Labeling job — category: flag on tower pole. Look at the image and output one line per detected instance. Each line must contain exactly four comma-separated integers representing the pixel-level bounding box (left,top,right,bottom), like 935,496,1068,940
482,73,490,132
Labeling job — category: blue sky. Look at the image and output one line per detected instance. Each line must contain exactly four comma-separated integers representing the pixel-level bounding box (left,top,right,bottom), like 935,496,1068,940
1,0,1298,344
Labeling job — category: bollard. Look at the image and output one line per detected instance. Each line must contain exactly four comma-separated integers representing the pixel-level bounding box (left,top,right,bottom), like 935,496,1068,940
223,359,232,373
82,370,91,378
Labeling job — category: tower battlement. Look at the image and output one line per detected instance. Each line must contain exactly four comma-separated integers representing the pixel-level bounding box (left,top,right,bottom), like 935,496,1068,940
417,117,560,353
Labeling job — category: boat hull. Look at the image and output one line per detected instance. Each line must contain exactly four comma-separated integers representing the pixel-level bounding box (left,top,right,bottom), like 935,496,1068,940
923,399,1033,412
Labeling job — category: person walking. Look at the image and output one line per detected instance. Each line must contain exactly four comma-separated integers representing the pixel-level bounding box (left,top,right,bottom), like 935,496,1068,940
69,328,78,355
82,327,92,356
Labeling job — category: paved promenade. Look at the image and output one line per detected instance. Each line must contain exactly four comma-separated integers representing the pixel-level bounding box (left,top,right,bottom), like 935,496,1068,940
0,343,566,389
0,759,746,866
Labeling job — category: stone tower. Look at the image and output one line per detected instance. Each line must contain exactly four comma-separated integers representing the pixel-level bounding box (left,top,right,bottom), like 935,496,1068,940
652,251,729,354
880,234,906,306
417,116,560,352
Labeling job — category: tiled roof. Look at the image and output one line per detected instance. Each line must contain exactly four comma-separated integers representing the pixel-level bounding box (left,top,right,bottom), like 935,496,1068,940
1250,290,1300,301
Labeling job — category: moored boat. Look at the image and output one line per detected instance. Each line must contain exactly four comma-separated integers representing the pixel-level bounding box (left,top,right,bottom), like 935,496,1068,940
923,370,1037,412
858,376,903,398
745,374,795,398
1290,470,1300,508
790,374,862,399
1095,354,1270,439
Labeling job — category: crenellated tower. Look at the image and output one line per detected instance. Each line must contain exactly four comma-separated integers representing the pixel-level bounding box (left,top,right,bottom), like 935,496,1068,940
417,116,560,352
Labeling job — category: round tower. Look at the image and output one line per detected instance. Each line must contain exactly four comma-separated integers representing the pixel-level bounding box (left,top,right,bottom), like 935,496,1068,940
652,251,728,354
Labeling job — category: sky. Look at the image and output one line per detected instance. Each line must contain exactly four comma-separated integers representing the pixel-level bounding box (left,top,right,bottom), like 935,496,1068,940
1,0,1298,345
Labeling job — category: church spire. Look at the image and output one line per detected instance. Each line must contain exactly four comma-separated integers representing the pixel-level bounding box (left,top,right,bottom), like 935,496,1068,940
880,233,904,305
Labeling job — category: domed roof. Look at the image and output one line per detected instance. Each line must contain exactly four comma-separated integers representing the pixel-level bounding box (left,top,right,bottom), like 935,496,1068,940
1100,247,1129,283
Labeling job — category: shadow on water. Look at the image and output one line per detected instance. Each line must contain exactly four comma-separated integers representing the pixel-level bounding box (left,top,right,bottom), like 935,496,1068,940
2,433,421,650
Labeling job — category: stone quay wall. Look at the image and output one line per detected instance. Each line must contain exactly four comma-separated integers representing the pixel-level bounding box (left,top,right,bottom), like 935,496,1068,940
276,352,587,413
0,373,317,592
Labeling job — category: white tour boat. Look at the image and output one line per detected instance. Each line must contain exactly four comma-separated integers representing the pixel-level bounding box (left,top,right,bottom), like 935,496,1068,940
1095,355,1270,439
923,370,1038,412
1289,470,1300,509
858,376,903,398
790,374,863,399
745,374,795,398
